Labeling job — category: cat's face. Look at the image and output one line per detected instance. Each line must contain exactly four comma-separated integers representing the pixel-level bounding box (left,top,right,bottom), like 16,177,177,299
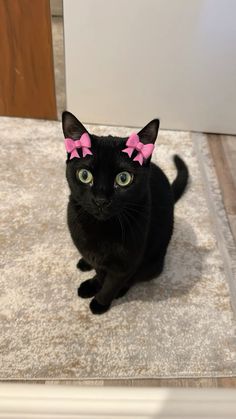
62,112,159,220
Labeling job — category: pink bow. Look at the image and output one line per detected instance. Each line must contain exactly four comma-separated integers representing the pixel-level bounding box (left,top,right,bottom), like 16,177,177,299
122,133,154,165
65,133,93,160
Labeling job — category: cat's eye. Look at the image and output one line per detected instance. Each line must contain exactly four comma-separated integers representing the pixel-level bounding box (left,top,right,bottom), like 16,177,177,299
115,171,133,187
76,169,93,185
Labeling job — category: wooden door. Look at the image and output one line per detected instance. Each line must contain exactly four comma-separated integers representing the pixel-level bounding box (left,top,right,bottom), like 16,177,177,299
0,0,57,119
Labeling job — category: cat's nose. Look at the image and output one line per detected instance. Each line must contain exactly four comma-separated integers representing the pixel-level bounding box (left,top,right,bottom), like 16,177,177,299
93,197,111,208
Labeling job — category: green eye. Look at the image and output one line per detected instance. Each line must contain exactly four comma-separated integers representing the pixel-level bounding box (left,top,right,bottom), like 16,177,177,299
115,171,133,187
76,169,93,184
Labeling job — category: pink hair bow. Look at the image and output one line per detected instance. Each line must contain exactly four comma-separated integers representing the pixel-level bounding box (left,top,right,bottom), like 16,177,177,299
65,133,93,160
122,133,154,165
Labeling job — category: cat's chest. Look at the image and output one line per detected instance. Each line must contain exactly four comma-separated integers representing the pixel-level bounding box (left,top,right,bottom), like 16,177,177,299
67,202,146,268
69,217,118,262
79,229,111,254
81,230,126,270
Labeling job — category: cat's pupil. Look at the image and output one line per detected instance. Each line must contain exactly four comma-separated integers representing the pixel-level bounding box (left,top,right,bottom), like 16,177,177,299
120,173,127,183
82,170,88,180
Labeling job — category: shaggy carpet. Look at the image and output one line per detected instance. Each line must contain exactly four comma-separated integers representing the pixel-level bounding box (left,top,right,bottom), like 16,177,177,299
0,117,236,380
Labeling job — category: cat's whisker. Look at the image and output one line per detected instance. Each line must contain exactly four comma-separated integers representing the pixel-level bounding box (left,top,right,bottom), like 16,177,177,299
124,205,147,218
119,212,137,245
121,209,145,245
117,214,125,244
124,201,146,209
123,209,145,235
127,201,171,211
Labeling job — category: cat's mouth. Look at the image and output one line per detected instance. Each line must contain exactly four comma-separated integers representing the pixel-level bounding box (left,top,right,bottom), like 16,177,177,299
92,209,113,221
80,202,118,221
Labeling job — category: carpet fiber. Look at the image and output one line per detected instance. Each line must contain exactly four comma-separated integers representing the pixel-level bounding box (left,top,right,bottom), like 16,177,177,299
1,117,236,380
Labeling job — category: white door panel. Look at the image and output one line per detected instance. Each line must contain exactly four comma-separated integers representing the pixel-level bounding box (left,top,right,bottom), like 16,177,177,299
64,0,236,133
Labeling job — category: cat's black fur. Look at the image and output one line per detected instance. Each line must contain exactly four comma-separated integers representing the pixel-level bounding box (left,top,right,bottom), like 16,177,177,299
62,111,189,314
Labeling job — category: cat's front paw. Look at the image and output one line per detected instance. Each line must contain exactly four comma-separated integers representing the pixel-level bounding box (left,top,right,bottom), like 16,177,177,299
77,258,92,272
89,298,110,315
78,279,100,298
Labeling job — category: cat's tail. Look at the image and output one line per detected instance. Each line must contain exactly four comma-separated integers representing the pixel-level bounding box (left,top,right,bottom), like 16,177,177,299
172,155,189,203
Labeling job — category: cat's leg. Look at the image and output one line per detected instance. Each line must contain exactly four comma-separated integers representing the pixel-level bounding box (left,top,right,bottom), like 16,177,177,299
133,252,166,283
77,258,93,272
141,255,165,281
78,270,105,299
115,255,164,299
88,253,165,311
115,286,130,299
90,273,129,314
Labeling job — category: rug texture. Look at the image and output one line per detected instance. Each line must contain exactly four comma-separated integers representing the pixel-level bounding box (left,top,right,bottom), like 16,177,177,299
0,117,236,380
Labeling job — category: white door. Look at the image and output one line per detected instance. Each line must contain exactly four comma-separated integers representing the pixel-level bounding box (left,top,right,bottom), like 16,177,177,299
63,0,236,134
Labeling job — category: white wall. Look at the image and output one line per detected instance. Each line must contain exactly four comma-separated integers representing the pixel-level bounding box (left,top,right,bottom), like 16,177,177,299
64,0,236,133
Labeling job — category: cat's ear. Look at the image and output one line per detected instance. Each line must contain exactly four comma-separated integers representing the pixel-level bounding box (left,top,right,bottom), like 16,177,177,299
62,111,88,139
138,119,160,144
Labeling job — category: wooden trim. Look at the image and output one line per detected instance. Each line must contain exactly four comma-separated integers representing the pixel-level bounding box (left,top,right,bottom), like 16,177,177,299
50,0,63,17
2,377,236,387
0,384,236,418
0,0,57,119
208,135,236,215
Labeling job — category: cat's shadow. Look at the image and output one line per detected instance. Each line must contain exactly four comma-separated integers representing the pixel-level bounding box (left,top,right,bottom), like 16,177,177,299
114,216,205,307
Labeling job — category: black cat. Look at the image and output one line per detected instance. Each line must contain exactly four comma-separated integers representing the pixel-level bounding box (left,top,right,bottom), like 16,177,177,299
62,111,189,314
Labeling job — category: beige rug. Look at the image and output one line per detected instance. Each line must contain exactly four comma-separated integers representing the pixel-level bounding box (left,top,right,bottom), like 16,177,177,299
1,117,236,380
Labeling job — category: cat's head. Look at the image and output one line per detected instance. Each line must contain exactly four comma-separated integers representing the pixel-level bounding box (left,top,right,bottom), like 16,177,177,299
62,111,159,220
